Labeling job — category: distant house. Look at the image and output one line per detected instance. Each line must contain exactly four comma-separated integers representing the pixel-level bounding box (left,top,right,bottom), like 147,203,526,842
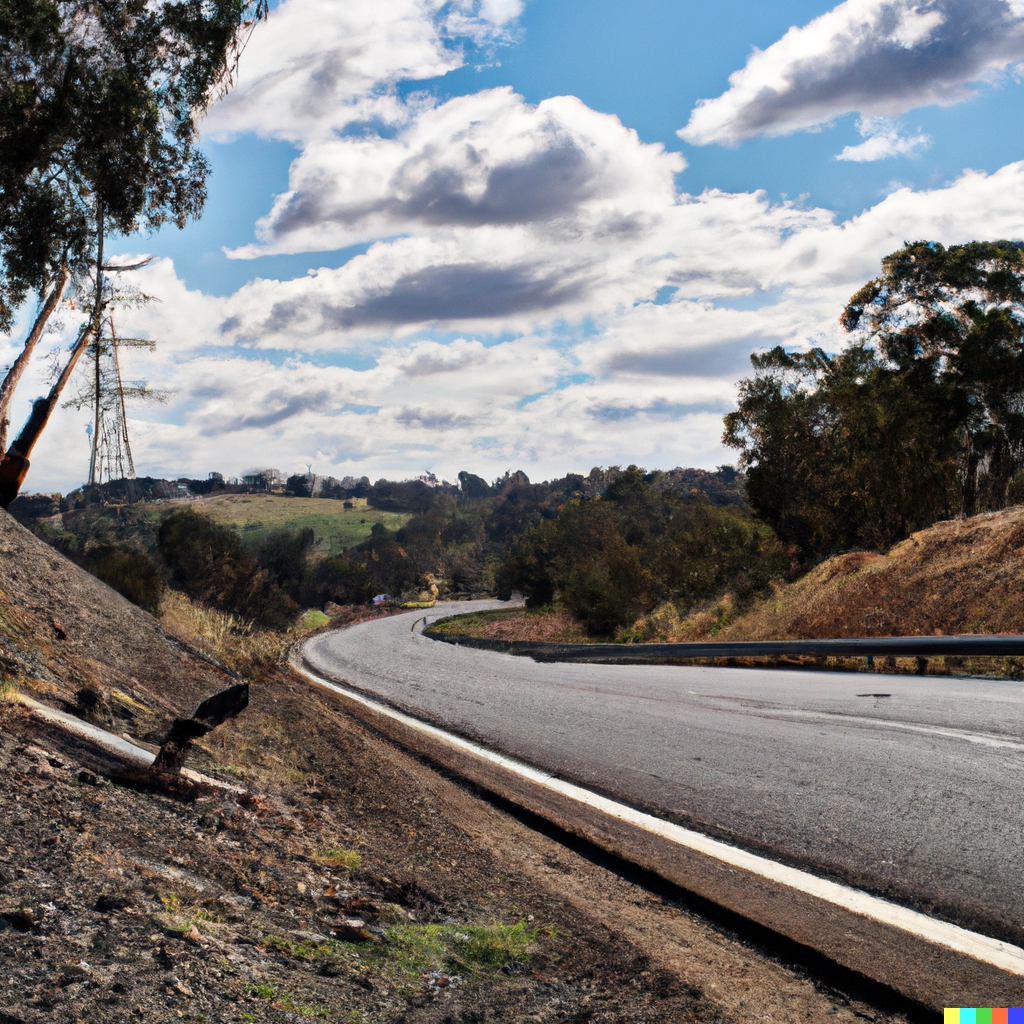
241,468,283,491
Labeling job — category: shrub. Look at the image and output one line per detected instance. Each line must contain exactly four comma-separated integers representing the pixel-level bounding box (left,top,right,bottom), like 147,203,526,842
501,468,790,637
82,544,164,614
157,509,297,629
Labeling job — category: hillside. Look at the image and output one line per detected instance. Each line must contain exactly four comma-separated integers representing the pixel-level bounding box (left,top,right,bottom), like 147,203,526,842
433,507,1024,668
17,493,412,559
707,505,1024,642
0,508,896,1023
172,493,412,552
0,510,237,741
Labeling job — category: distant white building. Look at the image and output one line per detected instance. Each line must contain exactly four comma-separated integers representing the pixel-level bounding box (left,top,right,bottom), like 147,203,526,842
241,468,283,490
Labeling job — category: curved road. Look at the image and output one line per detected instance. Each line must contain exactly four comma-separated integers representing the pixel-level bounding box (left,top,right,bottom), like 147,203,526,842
302,601,1024,943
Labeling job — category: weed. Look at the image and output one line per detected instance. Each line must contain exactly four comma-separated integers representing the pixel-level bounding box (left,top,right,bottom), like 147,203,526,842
245,981,330,1017
311,847,362,873
301,609,330,630
348,921,537,980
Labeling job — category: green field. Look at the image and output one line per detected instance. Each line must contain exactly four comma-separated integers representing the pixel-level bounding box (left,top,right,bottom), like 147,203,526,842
180,494,411,553
41,493,412,557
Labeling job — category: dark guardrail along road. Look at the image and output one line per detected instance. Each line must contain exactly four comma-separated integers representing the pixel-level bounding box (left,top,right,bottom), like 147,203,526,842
302,601,1024,949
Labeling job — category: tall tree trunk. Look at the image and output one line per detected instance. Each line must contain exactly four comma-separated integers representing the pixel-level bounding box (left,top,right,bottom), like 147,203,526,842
961,432,979,519
0,267,68,452
1,212,104,509
87,210,105,487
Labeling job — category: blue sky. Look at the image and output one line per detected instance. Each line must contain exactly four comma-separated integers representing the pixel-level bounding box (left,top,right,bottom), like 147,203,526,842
137,0,1024,296
14,0,1024,488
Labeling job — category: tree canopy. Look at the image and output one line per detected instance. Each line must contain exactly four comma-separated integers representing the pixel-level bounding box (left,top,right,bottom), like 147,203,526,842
0,0,266,505
0,0,266,326
724,240,1024,557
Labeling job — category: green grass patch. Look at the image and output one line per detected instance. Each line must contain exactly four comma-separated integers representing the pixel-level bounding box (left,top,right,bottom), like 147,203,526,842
244,981,330,1018
47,494,412,557
354,921,536,980
185,494,411,554
300,609,330,630
262,921,536,990
425,609,519,637
310,847,362,872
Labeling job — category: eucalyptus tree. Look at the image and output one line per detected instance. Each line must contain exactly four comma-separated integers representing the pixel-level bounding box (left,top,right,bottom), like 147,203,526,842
724,240,1024,557
0,0,266,506
842,239,1024,515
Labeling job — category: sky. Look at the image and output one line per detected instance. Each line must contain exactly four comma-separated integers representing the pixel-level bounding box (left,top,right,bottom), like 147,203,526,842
7,0,1024,491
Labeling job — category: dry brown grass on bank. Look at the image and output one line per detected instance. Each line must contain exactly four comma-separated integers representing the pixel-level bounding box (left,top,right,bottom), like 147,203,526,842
158,590,290,677
633,504,1024,643
428,607,592,643
159,591,400,680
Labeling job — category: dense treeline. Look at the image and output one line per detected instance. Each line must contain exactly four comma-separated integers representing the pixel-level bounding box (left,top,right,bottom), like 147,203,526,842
725,240,1024,557
499,466,788,635
14,464,754,633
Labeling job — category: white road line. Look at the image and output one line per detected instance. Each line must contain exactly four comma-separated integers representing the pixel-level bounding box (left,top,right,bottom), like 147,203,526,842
771,708,1024,751
294,652,1024,978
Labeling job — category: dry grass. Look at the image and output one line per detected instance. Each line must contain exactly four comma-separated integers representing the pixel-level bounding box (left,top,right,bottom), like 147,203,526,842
158,590,290,678
428,608,593,643
630,505,1024,647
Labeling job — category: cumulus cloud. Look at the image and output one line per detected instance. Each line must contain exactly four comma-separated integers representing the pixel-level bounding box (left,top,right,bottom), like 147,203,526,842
231,88,684,256
204,0,522,143
835,116,930,161
679,0,1024,146
46,159,1021,497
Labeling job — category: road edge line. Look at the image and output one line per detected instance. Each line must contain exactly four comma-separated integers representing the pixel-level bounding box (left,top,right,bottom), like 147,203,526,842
292,651,1024,978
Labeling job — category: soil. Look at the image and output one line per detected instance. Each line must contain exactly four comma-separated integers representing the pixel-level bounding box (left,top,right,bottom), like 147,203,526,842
0,509,911,1023
0,511,237,742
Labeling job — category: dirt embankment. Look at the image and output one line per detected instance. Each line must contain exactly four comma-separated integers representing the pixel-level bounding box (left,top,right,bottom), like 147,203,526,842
0,511,237,742
713,505,1024,642
0,509,908,1022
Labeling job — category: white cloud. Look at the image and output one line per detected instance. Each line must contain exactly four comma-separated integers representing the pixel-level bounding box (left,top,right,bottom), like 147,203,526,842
231,88,684,257
835,116,930,161
203,0,522,143
30,157,1016,495
678,0,1024,146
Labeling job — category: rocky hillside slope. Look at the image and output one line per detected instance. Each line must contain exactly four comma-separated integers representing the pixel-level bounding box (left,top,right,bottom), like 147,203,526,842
0,509,237,743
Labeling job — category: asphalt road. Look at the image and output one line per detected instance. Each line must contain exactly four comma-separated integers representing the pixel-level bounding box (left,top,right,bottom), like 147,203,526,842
302,601,1024,943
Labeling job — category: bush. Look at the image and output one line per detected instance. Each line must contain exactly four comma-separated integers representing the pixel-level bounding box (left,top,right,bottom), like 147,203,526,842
157,509,298,629
501,467,790,636
82,544,164,614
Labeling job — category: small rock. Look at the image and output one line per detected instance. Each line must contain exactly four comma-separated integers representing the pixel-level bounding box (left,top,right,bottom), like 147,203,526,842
58,963,90,986
330,917,374,942
166,976,193,997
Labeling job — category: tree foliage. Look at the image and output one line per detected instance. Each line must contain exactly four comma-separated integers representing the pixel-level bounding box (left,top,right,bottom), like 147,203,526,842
725,241,1024,557
158,508,296,628
0,0,266,326
81,542,163,613
501,466,788,636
